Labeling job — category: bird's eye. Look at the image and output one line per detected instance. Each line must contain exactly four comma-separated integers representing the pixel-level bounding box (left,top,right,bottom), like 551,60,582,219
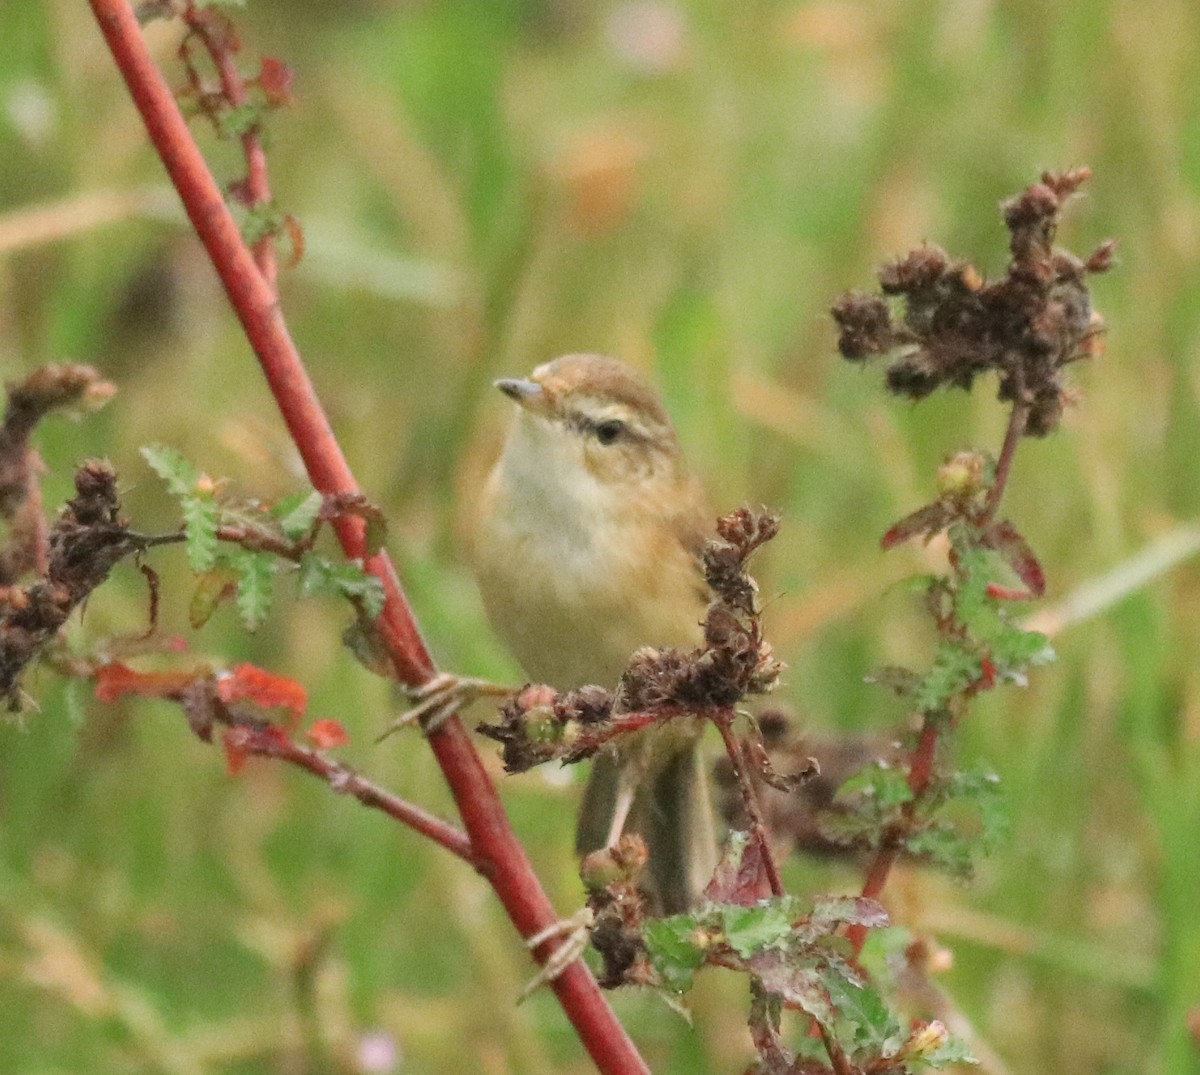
594,419,626,445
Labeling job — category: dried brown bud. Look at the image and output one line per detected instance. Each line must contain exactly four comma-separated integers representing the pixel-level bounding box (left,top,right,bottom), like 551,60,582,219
831,291,894,360
1085,239,1118,274
1003,182,1059,232
879,243,950,295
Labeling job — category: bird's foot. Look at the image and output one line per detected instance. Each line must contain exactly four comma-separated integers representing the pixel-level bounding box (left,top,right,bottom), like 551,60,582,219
377,673,511,741
518,907,594,1002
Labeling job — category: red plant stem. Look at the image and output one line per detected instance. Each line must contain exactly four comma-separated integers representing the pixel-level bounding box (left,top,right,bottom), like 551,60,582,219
713,715,785,898
981,400,1029,523
849,398,1032,955
87,5,648,1072
234,726,475,863
180,3,277,290
846,720,940,953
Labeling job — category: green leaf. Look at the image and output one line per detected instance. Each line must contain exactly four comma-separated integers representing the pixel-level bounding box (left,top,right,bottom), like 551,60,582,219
182,493,220,572
718,902,797,957
275,489,324,541
189,567,239,628
918,1033,978,1068
836,762,913,811
948,536,1001,635
218,103,265,139
644,914,707,993
915,642,980,711
231,549,276,631
905,823,974,879
823,968,905,1059
141,444,199,498
240,201,283,246
991,626,1055,671
944,767,1011,852
810,895,889,932
298,554,386,618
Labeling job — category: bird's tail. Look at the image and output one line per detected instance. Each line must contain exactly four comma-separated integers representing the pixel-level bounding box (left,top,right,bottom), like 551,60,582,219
576,746,716,915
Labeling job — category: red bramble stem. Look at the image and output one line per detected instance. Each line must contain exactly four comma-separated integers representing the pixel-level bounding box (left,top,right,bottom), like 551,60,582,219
849,398,1028,955
713,713,785,899
86,3,648,1071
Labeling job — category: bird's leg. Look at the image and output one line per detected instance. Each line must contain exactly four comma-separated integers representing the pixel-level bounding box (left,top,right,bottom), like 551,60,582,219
604,778,637,848
377,672,512,741
519,907,594,1002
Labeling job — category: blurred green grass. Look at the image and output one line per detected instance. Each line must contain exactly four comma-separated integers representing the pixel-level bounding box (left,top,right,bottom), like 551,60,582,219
2,1,1199,1072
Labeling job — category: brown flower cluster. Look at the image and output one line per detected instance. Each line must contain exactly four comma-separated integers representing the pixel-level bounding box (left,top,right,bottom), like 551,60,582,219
579,835,655,988
0,366,131,708
478,507,784,773
1,461,138,709
832,168,1114,436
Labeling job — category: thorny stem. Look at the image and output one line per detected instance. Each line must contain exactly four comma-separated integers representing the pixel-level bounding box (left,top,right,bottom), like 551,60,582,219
179,1,277,291
87,5,648,1072
229,725,476,864
849,392,1028,955
713,713,785,898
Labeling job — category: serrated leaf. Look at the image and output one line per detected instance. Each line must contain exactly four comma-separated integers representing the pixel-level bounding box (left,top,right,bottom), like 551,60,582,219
718,902,799,957
915,643,981,711
985,519,1046,597
703,830,760,906
823,968,904,1058
944,767,1011,852
241,202,283,246
751,951,835,1025
991,626,1055,670
189,567,239,628
905,823,974,879
218,102,265,139
836,762,913,811
141,443,199,497
275,489,324,541
231,549,276,631
644,915,707,993
298,554,386,618
881,501,954,549
182,494,220,572
919,1033,978,1068
810,895,889,932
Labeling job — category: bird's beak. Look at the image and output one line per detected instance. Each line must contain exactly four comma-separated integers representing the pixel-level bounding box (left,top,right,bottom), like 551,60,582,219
495,377,549,414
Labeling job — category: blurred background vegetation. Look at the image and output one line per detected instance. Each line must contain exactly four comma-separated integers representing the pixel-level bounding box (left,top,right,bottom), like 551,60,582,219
1,1,1199,1072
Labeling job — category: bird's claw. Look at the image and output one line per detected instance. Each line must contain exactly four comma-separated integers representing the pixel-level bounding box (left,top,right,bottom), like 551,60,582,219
377,673,511,741
519,908,594,1002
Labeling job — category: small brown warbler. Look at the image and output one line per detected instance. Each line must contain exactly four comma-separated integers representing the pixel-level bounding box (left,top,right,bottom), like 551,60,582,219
474,353,715,912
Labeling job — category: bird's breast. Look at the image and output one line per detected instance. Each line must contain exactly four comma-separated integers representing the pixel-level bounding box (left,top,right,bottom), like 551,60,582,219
474,462,706,690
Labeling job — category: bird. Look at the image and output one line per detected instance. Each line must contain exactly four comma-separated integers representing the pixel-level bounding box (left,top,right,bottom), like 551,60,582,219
472,353,715,913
